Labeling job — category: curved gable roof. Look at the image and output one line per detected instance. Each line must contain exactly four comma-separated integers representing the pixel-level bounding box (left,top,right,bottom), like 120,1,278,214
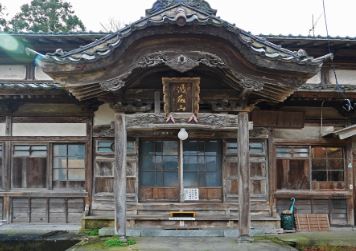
37,1,331,102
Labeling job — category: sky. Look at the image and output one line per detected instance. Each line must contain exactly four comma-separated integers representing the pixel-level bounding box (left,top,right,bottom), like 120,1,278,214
1,0,356,36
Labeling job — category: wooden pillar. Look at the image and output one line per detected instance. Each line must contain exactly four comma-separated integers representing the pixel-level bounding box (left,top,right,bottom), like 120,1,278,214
346,140,354,225
179,140,184,202
85,118,94,215
237,112,250,238
114,113,127,239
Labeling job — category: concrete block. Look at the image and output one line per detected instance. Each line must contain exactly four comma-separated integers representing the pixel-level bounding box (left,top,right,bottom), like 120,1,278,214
127,229,141,237
224,229,239,238
98,227,115,237
140,229,224,237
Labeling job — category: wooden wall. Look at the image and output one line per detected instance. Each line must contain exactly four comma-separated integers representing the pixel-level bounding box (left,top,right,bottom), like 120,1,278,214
11,197,84,224
91,132,273,226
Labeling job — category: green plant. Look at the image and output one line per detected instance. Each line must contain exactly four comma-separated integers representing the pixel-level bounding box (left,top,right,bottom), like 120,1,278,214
83,228,99,236
104,238,136,247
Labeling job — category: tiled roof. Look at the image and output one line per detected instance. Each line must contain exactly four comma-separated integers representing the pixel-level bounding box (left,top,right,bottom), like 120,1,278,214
40,4,329,67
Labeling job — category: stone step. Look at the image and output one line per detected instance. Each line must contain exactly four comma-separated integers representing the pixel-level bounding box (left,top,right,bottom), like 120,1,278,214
99,227,239,237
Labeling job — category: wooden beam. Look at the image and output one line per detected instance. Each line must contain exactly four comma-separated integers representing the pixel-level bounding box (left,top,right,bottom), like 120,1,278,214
237,112,250,238
125,113,254,130
114,113,127,239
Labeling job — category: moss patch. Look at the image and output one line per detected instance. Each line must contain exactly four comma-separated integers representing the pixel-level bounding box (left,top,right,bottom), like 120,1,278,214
256,232,356,251
68,237,138,251
82,228,100,237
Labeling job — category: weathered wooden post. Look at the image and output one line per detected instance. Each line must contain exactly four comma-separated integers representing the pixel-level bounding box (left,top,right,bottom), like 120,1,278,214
237,111,251,240
114,113,127,239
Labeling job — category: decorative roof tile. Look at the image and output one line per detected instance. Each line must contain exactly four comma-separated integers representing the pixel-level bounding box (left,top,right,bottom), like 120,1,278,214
146,0,217,16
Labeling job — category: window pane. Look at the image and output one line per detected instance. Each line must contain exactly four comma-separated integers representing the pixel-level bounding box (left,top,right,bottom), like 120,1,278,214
206,156,217,171
68,157,85,169
53,144,85,187
293,147,309,158
205,172,220,186
276,147,292,158
226,142,237,155
31,145,47,151
141,172,155,186
97,140,114,153
141,142,155,155
184,172,198,187
312,171,327,181
327,148,342,158
68,169,85,181
53,157,67,169
53,168,67,181
27,145,48,158
14,145,30,157
206,141,219,156
184,155,199,171
250,142,264,155
68,144,85,157
328,171,344,181
127,141,136,155
53,145,67,156
162,141,178,155
14,145,30,151
164,172,178,187
142,154,155,171
328,159,343,170
156,171,163,186
155,142,163,154
312,147,326,158
184,141,203,155
162,156,178,171
312,159,327,170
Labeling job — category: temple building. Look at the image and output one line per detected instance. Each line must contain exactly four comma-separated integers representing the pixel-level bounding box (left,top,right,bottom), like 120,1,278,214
1,0,356,237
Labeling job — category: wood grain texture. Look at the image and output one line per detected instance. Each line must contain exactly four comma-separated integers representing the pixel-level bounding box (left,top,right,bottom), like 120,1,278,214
114,113,127,238
238,112,251,237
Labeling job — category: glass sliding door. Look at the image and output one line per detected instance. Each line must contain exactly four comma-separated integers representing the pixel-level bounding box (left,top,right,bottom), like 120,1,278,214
139,141,179,201
139,139,222,202
183,140,222,201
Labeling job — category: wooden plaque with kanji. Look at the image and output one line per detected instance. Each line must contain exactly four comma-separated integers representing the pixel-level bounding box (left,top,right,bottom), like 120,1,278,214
162,77,200,116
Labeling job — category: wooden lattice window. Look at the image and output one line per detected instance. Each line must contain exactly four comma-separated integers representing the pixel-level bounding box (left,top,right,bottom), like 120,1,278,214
183,140,222,187
312,147,344,182
12,145,48,188
53,144,85,189
276,146,345,190
276,146,310,190
140,141,179,187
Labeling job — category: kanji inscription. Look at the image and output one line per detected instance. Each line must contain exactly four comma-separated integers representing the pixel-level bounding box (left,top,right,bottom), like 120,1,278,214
162,77,200,116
